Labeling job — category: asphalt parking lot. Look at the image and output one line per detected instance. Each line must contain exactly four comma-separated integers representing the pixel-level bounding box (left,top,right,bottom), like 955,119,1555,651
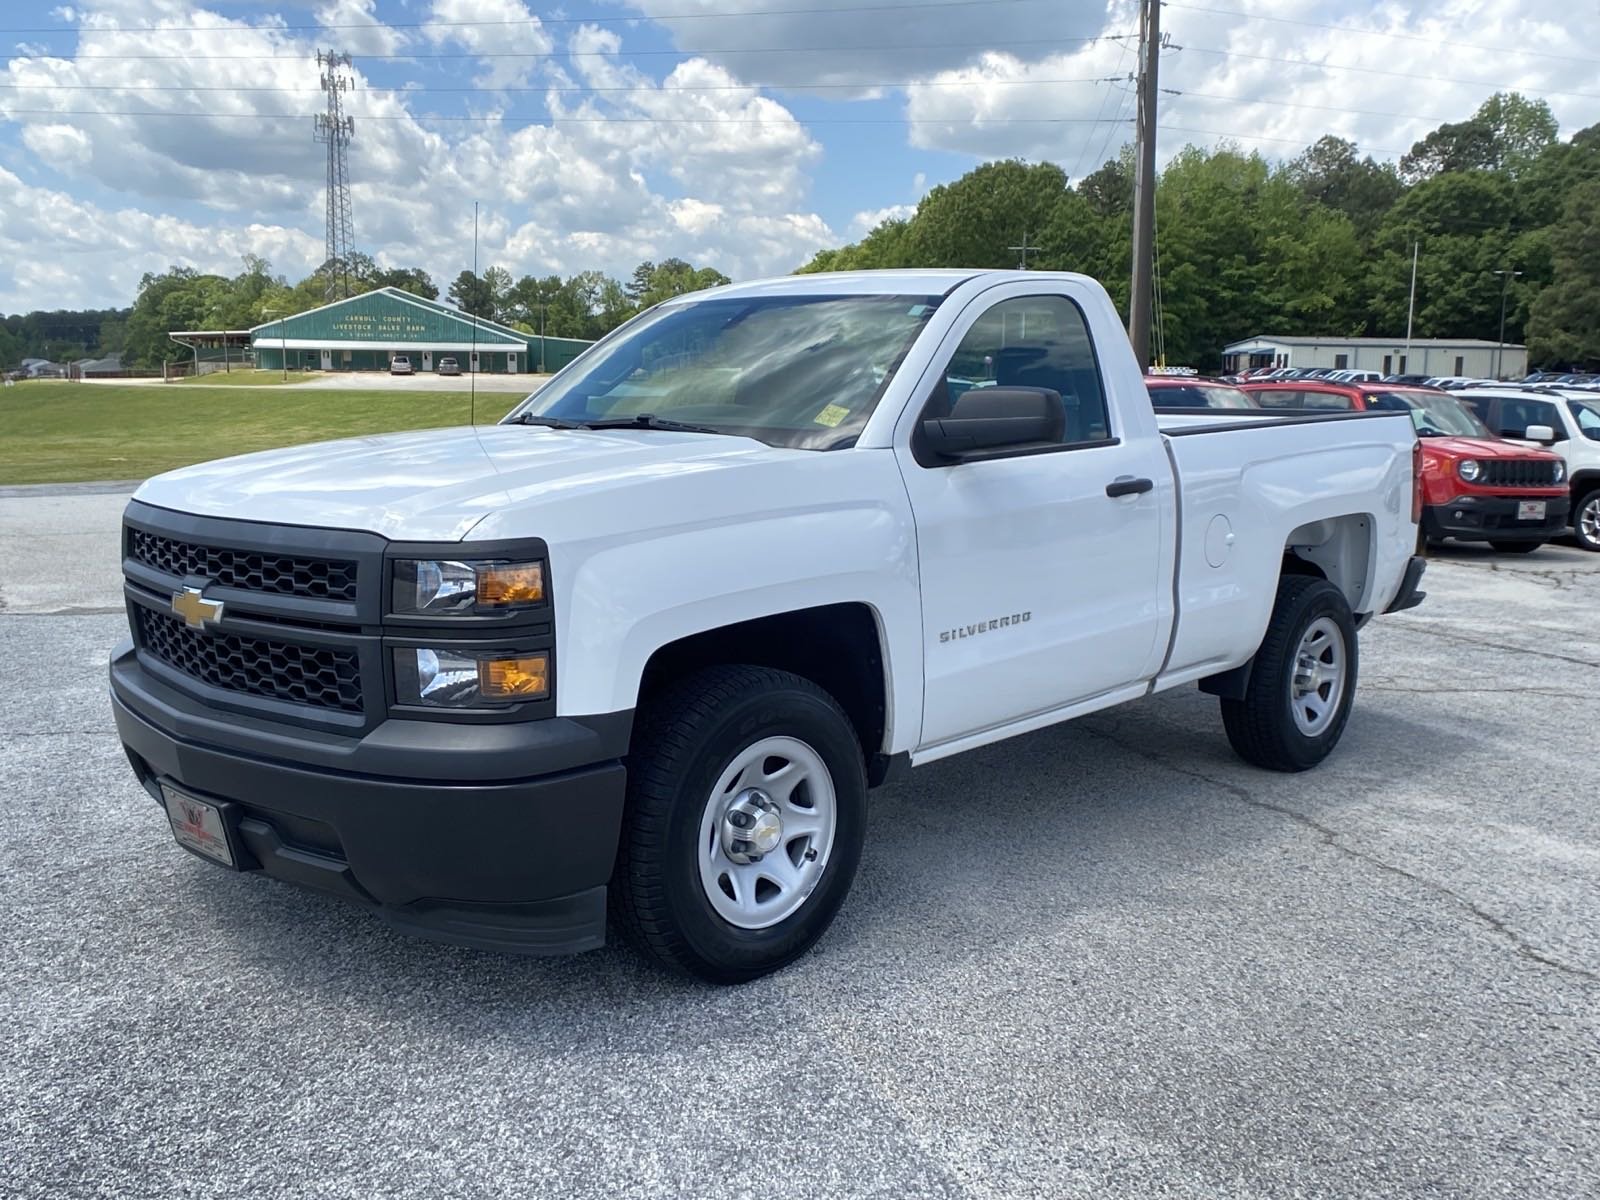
3,488,1597,1199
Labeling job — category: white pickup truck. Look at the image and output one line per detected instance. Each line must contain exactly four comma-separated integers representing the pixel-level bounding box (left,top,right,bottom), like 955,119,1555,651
111,270,1426,981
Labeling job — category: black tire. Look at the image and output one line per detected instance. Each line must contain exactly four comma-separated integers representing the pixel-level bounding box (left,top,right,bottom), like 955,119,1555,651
1221,576,1359,773
610,664,867,983
1489,540,1542,553
1574,489,1600,553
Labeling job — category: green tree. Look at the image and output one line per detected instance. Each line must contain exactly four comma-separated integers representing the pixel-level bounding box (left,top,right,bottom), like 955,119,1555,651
1401,92,1557,182
1283,136,1403,238
1526,179,1600,367
907,160,1070,267
447,270,495,318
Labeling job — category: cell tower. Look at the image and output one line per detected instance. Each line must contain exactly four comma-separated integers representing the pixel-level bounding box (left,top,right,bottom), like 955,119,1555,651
314,50,356,302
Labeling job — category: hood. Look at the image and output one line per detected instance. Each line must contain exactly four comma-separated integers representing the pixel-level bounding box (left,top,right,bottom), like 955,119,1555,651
132,424,793,541
1420,435,1561,461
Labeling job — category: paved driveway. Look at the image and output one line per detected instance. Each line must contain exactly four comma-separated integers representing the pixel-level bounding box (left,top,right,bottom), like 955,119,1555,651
3,489,1597,1198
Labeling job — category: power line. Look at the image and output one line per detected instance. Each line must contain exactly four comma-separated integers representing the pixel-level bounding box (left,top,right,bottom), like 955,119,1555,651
1167,88,1455,126
1159,123,1414,157
0,76,1122,96
9,34,1135,62
1164,2,1593,68
0,0,1066,36
0,107,1135,126
1175,45,1600,103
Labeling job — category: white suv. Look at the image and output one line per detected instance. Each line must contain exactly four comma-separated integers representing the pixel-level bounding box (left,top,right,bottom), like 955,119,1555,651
1457,388,1600,550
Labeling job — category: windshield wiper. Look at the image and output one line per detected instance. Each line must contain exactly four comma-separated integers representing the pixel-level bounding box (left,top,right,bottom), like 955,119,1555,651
578,413,727,435
512,413,585,429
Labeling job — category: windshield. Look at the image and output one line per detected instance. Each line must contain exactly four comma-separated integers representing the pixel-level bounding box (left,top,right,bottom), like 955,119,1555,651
505,293,942,450
1149,383,1255,409
1570,399,1600,441
1365,390,1490,437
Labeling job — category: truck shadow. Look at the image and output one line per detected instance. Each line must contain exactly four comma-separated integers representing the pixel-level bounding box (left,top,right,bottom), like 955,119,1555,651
193,679,1479,1051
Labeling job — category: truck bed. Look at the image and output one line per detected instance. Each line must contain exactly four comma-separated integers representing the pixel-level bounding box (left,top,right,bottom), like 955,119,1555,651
1154,407,1416,689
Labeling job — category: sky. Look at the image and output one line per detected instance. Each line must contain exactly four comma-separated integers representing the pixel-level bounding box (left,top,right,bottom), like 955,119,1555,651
1,0,1598,313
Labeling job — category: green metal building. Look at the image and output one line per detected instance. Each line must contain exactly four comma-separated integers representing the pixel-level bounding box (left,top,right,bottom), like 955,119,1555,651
249,287,593,374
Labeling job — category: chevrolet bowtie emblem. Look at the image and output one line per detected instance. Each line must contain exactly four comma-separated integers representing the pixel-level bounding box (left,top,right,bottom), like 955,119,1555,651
171,586,224,629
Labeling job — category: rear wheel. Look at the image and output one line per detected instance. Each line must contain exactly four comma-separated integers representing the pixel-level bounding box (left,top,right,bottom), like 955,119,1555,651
611,665,866,983
1575,490,1600,552
1489,540,1542,554
1222,576,1358,773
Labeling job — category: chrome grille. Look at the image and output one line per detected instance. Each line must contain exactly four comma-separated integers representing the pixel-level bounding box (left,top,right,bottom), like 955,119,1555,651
128,528,358,601
135,606,363,714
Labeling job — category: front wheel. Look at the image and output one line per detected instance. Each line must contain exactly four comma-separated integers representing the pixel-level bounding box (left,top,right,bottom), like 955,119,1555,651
1575,490,1600,552
1489,540,1542,554
1221,576,1359,772
611,665,867,983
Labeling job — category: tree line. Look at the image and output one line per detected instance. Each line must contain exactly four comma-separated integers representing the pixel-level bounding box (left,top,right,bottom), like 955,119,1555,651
801,92,1600,370
6,90,1598,373
0,253,730,370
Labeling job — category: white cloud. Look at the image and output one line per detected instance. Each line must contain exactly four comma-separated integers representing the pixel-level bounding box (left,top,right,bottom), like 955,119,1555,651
0,3,837,308
423,0,553,89
0,165,322,311
620,0,1116,88
316,0,410,57
850,204,915,236
903,0,1600,173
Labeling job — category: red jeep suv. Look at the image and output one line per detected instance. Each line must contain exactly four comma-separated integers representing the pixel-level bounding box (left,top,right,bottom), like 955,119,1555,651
1242,380,1569,552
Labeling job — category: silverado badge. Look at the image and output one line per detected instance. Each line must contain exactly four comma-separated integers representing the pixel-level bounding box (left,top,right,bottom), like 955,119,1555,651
171,586,224,630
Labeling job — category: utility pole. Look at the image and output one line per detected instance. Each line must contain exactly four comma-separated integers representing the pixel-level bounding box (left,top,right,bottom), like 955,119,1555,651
314,50,357,303
1493,268,1523,380
1127,0,1161,367
1008,231,1042,269
1403,240,1418,373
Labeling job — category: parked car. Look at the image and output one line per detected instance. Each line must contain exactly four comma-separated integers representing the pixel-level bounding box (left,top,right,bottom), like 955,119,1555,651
1382,374,1436,386
110,268,1426,982
1243,379,1569,553
1455,388,1600,551
436,357,461,376
390,355,415,376
1145,375,1258,409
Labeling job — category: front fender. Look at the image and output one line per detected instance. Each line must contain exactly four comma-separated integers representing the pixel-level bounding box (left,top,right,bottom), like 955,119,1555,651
554,504,923,751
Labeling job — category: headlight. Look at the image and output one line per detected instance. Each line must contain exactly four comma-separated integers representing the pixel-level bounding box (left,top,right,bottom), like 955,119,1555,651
392,559,545,615
395,647,549,707
1458,459,1481,482
1552,460,1567,484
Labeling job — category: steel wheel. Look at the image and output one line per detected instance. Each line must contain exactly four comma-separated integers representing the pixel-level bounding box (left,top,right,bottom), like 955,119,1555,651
1578,492,1600,551
1290,616,1347,736
697,736,837,930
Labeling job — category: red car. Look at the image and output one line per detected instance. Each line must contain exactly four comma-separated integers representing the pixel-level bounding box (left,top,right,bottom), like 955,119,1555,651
1242,381,1569,553
1144,375,1257,409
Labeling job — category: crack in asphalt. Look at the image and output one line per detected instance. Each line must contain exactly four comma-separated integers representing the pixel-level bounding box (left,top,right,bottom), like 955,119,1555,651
1365,682,1586,700
1404,623,1600,671
1079,723,1600,988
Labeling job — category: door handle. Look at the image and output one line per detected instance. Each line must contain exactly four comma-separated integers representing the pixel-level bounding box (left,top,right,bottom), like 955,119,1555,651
1105,476,1154,498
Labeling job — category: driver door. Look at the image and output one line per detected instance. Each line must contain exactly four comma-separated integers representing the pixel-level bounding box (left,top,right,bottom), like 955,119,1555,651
895,284,1169,750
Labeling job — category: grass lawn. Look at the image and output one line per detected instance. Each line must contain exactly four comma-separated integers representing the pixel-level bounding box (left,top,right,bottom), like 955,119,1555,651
0,381,521,484
169,369,310,386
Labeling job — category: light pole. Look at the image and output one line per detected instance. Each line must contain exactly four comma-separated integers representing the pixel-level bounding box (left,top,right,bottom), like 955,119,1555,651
538,301,546,373
1493,268,1523,380
262,307,288,381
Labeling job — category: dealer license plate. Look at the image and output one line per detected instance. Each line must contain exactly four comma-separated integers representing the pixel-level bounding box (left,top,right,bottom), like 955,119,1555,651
1517,501,1547,521
161,783,236,868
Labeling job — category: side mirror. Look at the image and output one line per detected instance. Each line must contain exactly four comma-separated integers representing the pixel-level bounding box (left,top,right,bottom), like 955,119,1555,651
921,386,1064,459
1524,423,1557,443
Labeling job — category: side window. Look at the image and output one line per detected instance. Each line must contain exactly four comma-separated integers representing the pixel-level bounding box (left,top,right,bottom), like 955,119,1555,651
1571,402,1600,440
1499,399,1567,441
939,295,1110,444
1252,388,1300,408
1301,391,1354,411
1456,396,1490,423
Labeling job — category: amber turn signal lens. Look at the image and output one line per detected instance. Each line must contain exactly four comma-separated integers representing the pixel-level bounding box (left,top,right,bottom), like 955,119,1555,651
475,562,545,607
478,653,549,700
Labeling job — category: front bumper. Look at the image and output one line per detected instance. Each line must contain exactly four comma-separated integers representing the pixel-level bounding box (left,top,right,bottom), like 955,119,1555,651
111,639,629,956
1422,494,1571,542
